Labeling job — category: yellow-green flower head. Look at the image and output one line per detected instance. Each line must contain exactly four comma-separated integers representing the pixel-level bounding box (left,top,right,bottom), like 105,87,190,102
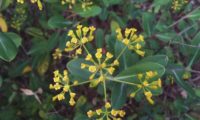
52,48,62,60
17,0,43,10
17,0,24,4
171,0,188,11
116,27,145,56
130,71,162,104
81,48,119,82
65,25,96,55
87,102,126,119
49,69,77,106
61,0,76,9
81,0,93,10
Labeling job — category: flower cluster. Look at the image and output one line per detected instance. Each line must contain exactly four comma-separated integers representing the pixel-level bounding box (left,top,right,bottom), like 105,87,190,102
61,0,76,9
171,0,188,11
81,0,93,10
49,69,77,106
17,0,24,4
52,48,62,60
10,4,27,31
81,48,119,85
61,0,93,10
116,28,145,57
17,0,43,10
87,102,126,120
130,71,162,104
65,25,96,56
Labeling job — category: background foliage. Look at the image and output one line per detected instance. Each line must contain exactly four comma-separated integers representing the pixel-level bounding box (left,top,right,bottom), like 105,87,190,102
0,0,200,119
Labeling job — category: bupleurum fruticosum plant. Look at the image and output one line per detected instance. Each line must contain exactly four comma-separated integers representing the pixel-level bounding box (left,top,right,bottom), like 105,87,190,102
50,25,163,119
17,0,93,11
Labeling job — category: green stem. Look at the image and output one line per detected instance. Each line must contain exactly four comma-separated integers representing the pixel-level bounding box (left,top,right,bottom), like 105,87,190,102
102,76,109,120
187,44,200,69
82,44,90,55
116,46,127,60
70,80,90,87
107,77,138,86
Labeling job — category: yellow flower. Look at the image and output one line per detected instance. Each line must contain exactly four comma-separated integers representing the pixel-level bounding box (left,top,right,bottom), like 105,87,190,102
69,98,76,106
54,70,59,76
37,0,43,10
107,67,115,75
130,92,136,98
73,80,79,85
106,52,113,59
49,84,54,89
144,91,154,104
95,51,102,59
70,92,76,98
89,66,97,73
76,48,82,55
146,71,157,78
52,48,62,60
88,104,126,119
111,109,118,116
135,50,145,57
81,63,86,69
54,83,61,90
65,25,96,56
113,60,119,66
81,0,93,10
63,85,70,92
157,78,162,87
57,93,65,101
105,102,111,109
119,110,126,117
123,38,130,45
131,71,162,104
61,0,76,9
53,77,60,82
142,81,149,87
50,69,77,106
17,0,24,4
86,54,92,61
171,0,188,11
116,27,145,56
87,110,94,118
82,49,119,82
96,109,102,115
137,73,143,79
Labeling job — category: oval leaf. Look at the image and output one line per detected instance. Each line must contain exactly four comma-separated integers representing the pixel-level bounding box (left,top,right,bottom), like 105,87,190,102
0,32,18,62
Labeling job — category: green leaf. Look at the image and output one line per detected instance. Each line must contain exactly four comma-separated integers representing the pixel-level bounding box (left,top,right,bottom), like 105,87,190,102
155,32,177,42
103,0,121,7
187,9,200,21
73,5,102,18
172,70,197,98
67,58,91,80
115,40,138,70
142,12,155,36
47,32,60,51
0,0,13,11
111,62,165,108
5,32,22,47
48,15,72,29
116,62,165,82
95,28,104,48
111,82,127,109
110,12,126,28
139,55,169,66
25,27,45,40
28,40,48,55
0,32,18,62
110,20,120,32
